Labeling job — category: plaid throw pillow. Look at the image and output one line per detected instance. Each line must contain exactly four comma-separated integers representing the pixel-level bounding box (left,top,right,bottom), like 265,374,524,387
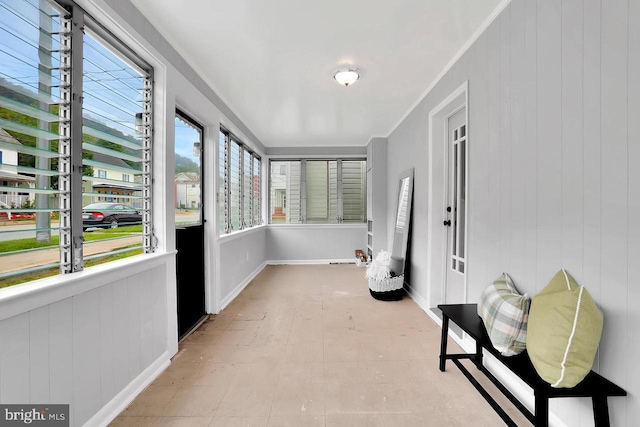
477,273,531,356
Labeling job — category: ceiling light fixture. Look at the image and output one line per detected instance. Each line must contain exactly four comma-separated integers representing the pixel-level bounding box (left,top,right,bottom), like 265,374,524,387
333,69,359,87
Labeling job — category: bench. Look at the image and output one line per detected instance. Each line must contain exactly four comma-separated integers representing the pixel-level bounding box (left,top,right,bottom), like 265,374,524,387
438,304,626,427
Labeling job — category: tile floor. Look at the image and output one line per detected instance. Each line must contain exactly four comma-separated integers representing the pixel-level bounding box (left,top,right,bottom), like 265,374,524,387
111,264,530,426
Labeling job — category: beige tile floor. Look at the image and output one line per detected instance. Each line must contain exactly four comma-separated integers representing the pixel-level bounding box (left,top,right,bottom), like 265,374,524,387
111,264,531,427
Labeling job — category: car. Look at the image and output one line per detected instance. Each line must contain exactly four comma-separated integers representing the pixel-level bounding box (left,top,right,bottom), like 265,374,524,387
82,203,142,230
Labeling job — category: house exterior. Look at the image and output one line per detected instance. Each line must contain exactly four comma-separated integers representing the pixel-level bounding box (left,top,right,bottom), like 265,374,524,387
174,171,200,209
83,152,142,208
0,128,35,209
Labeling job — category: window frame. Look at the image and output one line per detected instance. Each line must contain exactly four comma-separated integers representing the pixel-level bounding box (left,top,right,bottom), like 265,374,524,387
268,158,367,225
218,126,261,235
0,0,155,285
64,3,155,273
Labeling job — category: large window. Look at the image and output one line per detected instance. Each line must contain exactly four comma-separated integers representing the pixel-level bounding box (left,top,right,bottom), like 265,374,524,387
175,110,203,227
0,0,154,288
218,128,261,234
269,159,366,224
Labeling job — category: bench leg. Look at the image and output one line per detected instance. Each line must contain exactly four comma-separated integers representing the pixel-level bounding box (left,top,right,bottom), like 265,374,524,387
592,396,610,427
439,314,450,371
535,394,549,427
474,339,483,368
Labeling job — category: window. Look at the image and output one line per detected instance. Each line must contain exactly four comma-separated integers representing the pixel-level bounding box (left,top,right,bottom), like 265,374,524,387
342,160,366,222
305,160,337,223
0,0,154,288
122,174,130,182
269,159,366,224
450,123,467,273
218,128,261,234
229,139,240,230
252,156,261,226
270,161,301,223
174,110,202,226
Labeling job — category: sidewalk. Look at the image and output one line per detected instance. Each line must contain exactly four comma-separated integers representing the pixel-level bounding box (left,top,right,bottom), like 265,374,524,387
0,236,140,274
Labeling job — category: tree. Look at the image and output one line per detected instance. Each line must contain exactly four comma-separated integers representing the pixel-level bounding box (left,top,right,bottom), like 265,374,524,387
175,153,199,174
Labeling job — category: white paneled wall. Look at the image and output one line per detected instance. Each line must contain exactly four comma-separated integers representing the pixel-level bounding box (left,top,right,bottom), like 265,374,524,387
218,227,268,311
0,264,169,426
388,0,638,425
266,225,367,263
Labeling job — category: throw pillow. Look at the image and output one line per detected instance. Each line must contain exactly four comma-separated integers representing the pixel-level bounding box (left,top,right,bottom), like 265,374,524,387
477,273,530,356
527,269,603,388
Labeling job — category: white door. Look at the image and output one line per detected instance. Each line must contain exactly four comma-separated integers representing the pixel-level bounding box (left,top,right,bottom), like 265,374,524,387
444,108,467,304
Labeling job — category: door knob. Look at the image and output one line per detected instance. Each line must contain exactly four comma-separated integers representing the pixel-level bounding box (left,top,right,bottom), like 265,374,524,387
443,220,451,227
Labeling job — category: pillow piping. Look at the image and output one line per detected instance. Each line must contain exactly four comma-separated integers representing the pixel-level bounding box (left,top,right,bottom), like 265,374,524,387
551,269,585,388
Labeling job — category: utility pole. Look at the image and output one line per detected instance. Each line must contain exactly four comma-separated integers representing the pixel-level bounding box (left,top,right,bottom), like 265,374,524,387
36,0,53,242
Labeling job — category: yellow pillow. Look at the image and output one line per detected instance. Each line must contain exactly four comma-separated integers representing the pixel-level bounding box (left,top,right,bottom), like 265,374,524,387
527,270,603,388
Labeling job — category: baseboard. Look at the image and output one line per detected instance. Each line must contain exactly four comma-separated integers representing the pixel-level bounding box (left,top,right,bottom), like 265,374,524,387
267,259,355,265
405,282,430,313
218,261,267,312
86,351,171,427
405,284,568,427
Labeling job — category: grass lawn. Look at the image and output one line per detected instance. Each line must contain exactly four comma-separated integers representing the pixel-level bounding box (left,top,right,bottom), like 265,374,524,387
0,248,144,289
0,225,143,254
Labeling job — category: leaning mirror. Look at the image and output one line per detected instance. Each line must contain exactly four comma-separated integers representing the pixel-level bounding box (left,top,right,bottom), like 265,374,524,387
391,169,414,275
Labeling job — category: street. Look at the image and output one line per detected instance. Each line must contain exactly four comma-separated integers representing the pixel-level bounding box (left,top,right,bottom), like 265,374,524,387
0,211,201,242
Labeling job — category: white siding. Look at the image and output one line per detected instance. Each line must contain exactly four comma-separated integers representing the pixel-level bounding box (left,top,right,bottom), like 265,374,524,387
387,0,637,424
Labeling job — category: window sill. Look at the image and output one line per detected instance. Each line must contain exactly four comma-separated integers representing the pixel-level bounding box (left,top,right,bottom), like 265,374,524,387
267,223,367,229
218,224,267,242
0,251,177,322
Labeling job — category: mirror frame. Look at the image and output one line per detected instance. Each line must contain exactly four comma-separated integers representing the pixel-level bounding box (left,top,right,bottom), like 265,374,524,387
391,168,414,274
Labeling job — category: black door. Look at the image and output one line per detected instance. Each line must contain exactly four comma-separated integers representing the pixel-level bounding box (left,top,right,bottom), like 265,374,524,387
175,110,206,339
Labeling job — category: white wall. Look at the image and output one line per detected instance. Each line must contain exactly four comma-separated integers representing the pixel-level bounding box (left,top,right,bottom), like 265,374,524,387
0,255,174,426
387,0,638,425
217,227,267,311
266,224,367,263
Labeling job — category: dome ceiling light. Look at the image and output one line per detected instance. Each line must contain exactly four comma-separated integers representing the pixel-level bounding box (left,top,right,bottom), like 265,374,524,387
333,69,359,87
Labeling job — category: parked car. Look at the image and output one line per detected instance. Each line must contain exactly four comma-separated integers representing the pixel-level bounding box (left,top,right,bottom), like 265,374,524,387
82,203,142,230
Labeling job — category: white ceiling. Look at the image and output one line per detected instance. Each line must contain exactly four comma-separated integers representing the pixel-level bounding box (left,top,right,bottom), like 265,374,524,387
131,0,503,147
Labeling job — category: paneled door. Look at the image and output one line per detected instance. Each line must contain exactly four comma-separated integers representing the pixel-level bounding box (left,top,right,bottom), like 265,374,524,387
175,110,207,340
444,107,467,304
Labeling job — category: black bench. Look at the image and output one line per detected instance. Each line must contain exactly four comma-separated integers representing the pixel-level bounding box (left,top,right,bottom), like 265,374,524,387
438,304,626,427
